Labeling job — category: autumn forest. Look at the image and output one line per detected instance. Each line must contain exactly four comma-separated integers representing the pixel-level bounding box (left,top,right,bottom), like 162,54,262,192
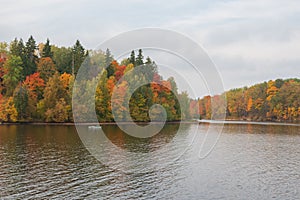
0,36,299,123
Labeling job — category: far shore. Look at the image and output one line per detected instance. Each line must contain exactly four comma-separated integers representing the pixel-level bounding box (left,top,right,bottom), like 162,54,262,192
197,119,300,127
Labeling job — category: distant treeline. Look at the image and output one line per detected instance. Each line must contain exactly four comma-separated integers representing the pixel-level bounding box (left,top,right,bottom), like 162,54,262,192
194,78,300,122
0,37,299,123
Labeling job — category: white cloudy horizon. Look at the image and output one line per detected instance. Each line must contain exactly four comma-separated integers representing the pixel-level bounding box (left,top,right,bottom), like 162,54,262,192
1,0,299,91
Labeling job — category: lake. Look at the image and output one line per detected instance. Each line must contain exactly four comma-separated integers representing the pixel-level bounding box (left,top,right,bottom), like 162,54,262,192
0,123,299,199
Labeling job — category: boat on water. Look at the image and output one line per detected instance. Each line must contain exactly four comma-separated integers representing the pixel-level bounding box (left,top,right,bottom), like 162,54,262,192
88,126,102,130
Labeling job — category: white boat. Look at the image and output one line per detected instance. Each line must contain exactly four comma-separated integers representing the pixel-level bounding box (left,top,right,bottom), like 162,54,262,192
88,125,102,130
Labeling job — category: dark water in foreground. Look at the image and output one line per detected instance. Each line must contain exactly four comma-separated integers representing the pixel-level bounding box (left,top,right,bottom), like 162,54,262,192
0,124,299,199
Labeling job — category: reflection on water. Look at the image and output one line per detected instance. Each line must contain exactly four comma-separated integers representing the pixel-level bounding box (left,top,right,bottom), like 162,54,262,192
0,124,299,199
102,124,179,153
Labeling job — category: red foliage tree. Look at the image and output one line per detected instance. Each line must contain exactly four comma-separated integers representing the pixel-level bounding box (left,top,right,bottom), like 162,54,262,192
114,65,126,81
23,72,45,100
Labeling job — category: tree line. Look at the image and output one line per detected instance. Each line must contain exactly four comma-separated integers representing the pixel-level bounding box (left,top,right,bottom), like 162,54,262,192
0,36,87,122
195,78,300,122
0,37,189,122
0,37,299,123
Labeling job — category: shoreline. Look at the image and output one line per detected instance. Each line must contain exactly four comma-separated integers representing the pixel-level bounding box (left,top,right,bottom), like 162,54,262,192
197,119,300,126
0,121,196,126
0,120,299,126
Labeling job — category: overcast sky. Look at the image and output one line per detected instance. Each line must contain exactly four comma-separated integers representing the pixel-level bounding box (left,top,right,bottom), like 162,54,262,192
1,0,300,91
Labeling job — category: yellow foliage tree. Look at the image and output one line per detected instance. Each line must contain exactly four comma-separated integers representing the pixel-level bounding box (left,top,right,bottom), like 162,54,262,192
0,97,17,122
266,81,279,101
60,72,72,89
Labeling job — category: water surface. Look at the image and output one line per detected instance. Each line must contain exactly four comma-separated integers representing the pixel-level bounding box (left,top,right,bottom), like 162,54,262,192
0,124,299,199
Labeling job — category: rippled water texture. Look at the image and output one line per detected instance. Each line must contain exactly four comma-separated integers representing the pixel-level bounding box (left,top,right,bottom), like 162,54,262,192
0,124,299,199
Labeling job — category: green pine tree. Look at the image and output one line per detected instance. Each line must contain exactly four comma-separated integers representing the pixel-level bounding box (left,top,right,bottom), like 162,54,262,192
105,48,114,78
145,56,152,65
72,40,86,76
129,50,135,66
42,38,53,58
136,49,144,66
24,35,38,76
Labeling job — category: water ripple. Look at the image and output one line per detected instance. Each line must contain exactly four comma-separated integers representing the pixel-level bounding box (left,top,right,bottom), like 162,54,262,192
0,124,299,199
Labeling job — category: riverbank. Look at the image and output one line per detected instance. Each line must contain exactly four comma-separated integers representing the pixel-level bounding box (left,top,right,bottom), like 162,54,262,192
1,120,299,126
198,119,300,126
0,121,196,126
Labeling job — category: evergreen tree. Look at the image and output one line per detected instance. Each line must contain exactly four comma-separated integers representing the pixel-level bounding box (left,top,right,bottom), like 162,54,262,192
136,49,144,66
105,48,113,67
42,38,53,58
17,39,25,58
24,36,38,76
145,56,152,65
105,48,115,78
10,38,25,62
129,50,135,66
9,38,19,56
72,40,86,76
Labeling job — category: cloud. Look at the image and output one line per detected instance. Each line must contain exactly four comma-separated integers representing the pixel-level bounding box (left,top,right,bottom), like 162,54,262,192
0,0,299,93
163,0,300,90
